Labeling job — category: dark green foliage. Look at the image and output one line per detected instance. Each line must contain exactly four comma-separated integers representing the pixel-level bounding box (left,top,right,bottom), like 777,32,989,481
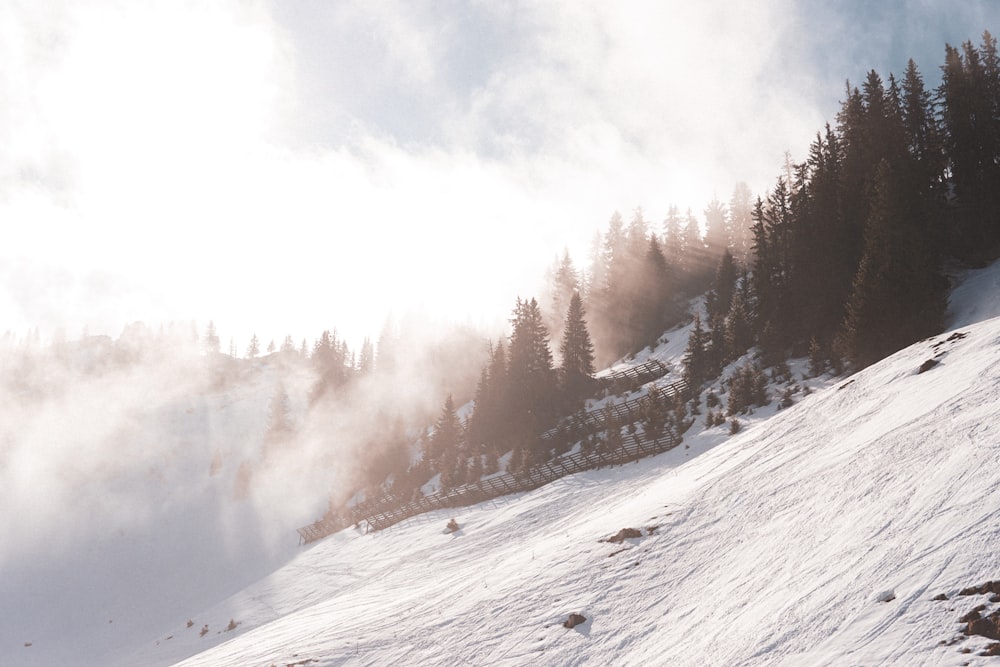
559,292,596,404
706,389,719,409
727,362,769,415
310,329,353,403
682,314,709,390
808,337,826,376
467,339,509,455
705,250,738,322
938,32,1000,257
724,271,755,360
504,298,558,458
544,249,582,344
837,158,946,368
588,210,685,363
427,394,462,470
638,387,670,440
778,386,796,410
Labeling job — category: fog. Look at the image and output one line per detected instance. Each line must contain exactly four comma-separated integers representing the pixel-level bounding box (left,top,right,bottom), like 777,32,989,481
0,316,489,663
5,2,996,346
4,1,1000,661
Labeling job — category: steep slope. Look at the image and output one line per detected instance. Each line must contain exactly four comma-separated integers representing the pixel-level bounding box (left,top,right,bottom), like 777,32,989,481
127,262,1000,666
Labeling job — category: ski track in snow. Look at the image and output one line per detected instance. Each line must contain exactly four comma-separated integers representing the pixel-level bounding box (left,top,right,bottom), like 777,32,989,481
6,260,1000,666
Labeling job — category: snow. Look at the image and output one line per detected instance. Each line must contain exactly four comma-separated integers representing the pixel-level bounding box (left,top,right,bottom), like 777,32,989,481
5,259,1000,666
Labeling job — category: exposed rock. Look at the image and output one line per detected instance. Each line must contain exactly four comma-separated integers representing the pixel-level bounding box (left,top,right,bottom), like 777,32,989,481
563,613,587,629
918,358,940,374
933,593,949,601
965,615,1000,641
603,528,642,544
959,606,985,623
958,581,1000,596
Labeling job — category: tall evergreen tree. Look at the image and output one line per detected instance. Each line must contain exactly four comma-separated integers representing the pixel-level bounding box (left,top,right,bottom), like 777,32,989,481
728,182,755,267
427,394,462,470
543,249,581,350
837,159,945,368
468,339,509,456
559,292,596,403
246,333,260,359
704,197,730,258
682,313,708,391
506,297,558,451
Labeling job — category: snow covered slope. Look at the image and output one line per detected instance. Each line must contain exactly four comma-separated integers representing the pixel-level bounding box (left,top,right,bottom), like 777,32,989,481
112,260,1000,667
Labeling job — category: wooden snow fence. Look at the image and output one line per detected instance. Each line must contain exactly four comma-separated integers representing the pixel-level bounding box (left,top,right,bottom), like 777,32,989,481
359,428,684,532
598,359,670,394
540,377,688,444
295,371,688,544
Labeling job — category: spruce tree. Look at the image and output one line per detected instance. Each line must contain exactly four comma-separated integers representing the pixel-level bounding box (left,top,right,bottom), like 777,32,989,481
506,298,558,453
427,394,462,470
559,292,596,404
246,334,260,359
682,314,708,391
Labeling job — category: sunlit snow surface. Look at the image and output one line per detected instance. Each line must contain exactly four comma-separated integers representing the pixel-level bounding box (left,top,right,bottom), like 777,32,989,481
7,260,1000,666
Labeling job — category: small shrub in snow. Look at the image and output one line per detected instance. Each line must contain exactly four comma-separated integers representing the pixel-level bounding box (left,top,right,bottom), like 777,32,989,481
705,410,725,428
778,387,795,410
199,624,209,637
225,618,239,632
186,619,193,628
706,390,719,408
729,418,742,435
727,362,768,415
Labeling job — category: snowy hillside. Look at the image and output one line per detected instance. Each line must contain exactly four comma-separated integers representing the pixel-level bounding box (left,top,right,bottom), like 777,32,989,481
4,261,1000,667
85,259,1000,667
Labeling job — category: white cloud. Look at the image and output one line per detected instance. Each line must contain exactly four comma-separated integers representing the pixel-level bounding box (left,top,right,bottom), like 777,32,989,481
8,0,993,348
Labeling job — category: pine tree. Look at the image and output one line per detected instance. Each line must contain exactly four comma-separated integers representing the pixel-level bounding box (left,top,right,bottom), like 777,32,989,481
705,250,737,322
543,249,581,349
728,182,755,267
682,314,708,391
203,321,220,354
725,270,755,359
246,334,260,359
358,337,375,374
704,197,729,258
559,292,596,404
427,395,462,470
837,159,945,368
506,297,558,452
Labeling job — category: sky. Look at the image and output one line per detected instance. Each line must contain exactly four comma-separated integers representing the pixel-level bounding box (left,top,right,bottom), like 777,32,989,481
1,0,998,351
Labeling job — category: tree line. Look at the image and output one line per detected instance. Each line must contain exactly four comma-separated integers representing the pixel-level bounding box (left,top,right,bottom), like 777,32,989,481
408,32,1000,499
